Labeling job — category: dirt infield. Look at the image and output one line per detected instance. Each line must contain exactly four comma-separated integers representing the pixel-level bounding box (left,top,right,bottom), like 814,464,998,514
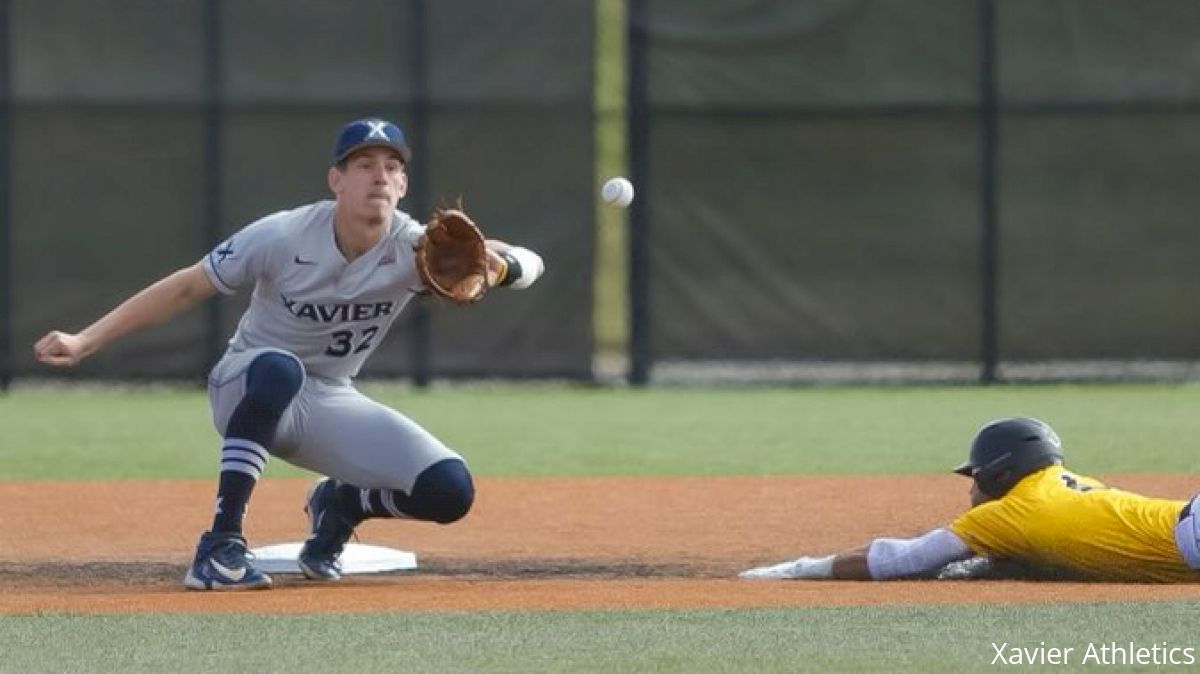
2,474,1200,613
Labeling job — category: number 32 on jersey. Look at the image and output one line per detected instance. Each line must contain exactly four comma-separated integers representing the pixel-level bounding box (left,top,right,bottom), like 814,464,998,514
325,326,379,357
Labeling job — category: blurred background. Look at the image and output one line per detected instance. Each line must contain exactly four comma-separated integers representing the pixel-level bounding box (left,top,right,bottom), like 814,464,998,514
3,0,1200,388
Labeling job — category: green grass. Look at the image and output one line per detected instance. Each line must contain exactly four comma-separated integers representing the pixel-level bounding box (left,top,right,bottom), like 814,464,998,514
2,603,1198,673
4,382,1200,479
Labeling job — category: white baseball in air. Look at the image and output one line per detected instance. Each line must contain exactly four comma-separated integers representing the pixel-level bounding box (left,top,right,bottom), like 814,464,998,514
601,176,635,208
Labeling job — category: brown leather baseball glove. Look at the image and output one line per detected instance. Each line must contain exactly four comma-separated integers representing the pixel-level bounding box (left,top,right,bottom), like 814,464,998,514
414,208,489,304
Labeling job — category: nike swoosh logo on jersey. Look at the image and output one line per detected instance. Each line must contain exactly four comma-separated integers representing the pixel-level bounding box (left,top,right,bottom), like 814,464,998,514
209,558,247,582
294,255,316,265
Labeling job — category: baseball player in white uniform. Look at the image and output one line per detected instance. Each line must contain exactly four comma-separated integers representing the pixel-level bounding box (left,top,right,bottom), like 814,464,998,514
33,118,545,590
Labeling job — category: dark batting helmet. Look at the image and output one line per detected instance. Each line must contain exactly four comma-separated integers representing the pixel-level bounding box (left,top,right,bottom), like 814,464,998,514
954,417,1064,498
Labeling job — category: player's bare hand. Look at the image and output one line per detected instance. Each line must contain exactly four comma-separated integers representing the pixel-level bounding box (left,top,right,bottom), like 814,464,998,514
33,331,89,367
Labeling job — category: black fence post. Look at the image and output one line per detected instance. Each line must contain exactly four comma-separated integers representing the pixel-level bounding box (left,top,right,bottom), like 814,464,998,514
408,0,432,388
978,0,1000,384
202,0,224,379
0,0,11,392
626,0,651,386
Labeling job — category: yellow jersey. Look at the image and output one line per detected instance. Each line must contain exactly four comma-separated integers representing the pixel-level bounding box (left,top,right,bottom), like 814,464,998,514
949,465,1193,582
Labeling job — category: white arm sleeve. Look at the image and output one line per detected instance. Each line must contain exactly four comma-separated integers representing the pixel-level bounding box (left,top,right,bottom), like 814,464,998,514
505,247,544,289
866,528,973,580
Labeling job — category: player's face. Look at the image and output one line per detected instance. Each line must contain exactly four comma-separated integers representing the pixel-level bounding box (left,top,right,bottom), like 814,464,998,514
329,148,408,222
969,481,992,507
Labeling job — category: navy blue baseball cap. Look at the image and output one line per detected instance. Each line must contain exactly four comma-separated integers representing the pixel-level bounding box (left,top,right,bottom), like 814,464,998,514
333,118,412,165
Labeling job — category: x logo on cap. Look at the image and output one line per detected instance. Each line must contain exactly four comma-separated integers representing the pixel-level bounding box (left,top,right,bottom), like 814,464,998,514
365,120,390,140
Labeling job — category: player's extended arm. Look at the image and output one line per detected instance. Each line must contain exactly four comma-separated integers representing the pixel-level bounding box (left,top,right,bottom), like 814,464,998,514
740,528,973,581
485,239,544,290
33,262,218,367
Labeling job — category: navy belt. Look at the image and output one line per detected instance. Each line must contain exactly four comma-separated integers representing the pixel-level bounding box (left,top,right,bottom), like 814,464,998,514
1181,496,1196,524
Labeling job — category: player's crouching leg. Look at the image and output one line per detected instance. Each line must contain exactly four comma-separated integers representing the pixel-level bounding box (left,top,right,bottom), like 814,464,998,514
299,459,475,581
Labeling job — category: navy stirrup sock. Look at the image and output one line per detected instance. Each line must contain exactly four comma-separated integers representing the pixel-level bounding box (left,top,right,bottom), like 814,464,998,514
211,353,303,534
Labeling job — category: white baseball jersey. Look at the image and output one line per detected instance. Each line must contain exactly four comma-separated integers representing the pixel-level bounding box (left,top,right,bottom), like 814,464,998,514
202,200,425,381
